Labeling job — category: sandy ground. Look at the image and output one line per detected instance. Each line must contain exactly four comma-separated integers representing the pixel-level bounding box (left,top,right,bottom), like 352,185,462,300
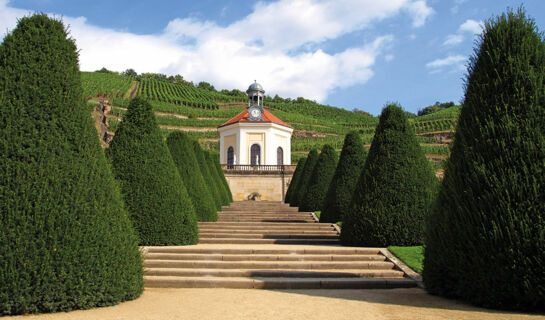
6,288,544,320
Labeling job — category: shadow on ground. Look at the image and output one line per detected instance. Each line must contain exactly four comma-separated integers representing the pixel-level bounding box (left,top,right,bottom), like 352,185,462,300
266,288,545,317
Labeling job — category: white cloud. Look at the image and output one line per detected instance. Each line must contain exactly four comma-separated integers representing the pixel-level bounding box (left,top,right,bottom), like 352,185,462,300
0,0,432,102
426,54,466,74
450,0,468,14
443,19,482,47
459,19,482,34
443,34,464,46
404,0,434,27
385,54,395,62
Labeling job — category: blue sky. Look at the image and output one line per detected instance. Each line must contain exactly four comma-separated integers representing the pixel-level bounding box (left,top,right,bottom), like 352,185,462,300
1,0,544,115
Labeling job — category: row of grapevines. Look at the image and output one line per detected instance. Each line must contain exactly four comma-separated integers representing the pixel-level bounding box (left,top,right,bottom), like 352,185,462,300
81,72,134,99
412,119,455,134
137,79,245,109
266,100,378,127
155,116,224,128
291,135,345,151
150,101,244,118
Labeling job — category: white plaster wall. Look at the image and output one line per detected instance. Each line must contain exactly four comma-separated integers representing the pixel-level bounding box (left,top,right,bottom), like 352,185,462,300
219,122,292,165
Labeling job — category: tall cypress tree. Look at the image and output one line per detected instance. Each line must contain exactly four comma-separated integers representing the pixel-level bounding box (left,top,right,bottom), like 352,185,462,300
285,157,307,204
291,149,319,207
107,98,198,245
0,14,142,315
424,9,545,310
341,104,437,247
192,141,222,210
300,145,338,212
167,132,217,221
320,132,367,223
204,150,229,206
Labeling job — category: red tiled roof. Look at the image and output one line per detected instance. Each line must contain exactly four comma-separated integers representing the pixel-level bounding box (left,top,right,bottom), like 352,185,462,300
218,108,293,129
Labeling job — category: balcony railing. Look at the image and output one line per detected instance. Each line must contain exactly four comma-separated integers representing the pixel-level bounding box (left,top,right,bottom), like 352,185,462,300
221,164,296,174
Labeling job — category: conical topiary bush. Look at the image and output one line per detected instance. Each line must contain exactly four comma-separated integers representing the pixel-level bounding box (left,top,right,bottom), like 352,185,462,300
285,157,307,204
192,141,222,210
167,132,218,221
211,152,232,203
0,14,142,315
300,145,338,212
204,150,230,206
341,104,437,247
106,97,198,245
291,149,319,207
424,9,545,311
320,132,367,223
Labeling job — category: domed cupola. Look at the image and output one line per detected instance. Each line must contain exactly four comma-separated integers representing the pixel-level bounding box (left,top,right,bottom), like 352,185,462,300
246,80,265,108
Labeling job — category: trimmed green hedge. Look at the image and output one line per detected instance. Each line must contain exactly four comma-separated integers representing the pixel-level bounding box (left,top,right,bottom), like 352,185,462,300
211,151,233,202
300,145,338,212
107,97,198,245
424,9,545,311
204,151,230,206
285,157,307,204
167,132,218,221
291,149,319,207
320,132,367,223
341,104,437,247
192,141,222,210
0,14,142,315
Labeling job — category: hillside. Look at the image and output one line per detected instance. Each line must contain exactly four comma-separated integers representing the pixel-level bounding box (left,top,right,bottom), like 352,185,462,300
82,71,458,170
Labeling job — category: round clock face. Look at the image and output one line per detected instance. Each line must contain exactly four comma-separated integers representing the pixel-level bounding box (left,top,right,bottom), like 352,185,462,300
250,108,261,118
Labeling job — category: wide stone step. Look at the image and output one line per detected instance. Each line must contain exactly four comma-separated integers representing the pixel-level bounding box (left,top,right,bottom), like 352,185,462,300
199,222,327,227
144,268,404,278
145,247,381,255
144,260,394,270
217,216,315,220
218,212,313,216
144,276,417,289
221,209,301,213
198,238,340,245
144,253,385,262
198,229,337,235
198,224,334,230
198,233,339,239
217,218,316,222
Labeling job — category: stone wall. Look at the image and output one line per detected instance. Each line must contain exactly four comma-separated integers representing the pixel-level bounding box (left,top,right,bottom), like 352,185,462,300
224,172,294,201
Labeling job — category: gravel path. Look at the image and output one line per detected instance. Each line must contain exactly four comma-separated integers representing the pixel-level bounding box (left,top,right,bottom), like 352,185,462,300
7,288,543,320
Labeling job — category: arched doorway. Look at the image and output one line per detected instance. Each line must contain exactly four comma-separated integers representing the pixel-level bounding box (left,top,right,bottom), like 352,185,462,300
227,146,234,165
277,147,283,165
250,144,261,165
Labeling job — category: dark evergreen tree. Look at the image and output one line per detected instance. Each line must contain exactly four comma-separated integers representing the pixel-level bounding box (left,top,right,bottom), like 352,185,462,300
341,104,437,247
0,14,142,315
320,132,367,223
204,151,229,206
291,149,319,207
167,132,218,221
424,9,545,311
107,97,198,245
192,141,222,210
211,152,232,203
285,157,307,204
300,145,338,212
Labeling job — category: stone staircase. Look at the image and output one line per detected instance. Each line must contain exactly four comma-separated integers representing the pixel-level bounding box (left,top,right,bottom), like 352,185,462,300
199,201,338,244
143,201,419,289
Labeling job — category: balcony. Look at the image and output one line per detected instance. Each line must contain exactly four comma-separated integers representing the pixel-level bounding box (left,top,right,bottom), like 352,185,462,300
221,164,296,175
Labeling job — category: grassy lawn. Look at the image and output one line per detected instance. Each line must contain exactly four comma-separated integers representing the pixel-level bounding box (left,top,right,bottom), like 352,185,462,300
387,246,424,274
